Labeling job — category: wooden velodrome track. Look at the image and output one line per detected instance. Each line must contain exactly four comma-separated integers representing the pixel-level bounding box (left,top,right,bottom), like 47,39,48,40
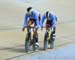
0,0,75,60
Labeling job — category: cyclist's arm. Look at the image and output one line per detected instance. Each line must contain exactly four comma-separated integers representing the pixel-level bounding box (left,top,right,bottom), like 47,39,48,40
40,14,46,28
51,15,57,28
22,14,29,31
35,14,40,29
23,14,29,28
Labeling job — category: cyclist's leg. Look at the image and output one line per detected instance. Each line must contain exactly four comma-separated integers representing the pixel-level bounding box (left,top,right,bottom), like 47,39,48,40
28,18,39,45
27,19,33,45
33,19,39,47
33,27,39,46
44,28,49,50
45,20,55,49
50,27,56,49
32,26,39,51
45,20,52,41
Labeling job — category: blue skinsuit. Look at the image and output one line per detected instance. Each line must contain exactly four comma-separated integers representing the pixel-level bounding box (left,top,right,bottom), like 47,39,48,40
23,10,40,29
40,12,57,28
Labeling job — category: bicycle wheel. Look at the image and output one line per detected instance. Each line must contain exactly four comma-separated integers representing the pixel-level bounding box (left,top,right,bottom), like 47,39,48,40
44,32,48,50
25,32,31,53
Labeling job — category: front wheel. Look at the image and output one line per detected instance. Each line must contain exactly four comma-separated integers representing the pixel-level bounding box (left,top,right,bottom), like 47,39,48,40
44,32,49,50
25,33,31,53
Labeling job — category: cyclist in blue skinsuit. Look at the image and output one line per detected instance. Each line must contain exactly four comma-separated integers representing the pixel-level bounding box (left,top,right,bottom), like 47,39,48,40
22,7,40,47
40,11,57,49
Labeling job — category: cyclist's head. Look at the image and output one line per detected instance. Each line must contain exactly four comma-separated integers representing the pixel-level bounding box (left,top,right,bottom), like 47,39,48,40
27,7,32,12
27,7,33,16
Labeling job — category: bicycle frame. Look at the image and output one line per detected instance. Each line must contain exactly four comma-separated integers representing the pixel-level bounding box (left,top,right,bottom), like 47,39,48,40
43,24,53,50
25,25,39,52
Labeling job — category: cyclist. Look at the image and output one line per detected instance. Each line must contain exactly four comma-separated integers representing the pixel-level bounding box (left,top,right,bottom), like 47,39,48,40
22,7,40,47
40,11,57,49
